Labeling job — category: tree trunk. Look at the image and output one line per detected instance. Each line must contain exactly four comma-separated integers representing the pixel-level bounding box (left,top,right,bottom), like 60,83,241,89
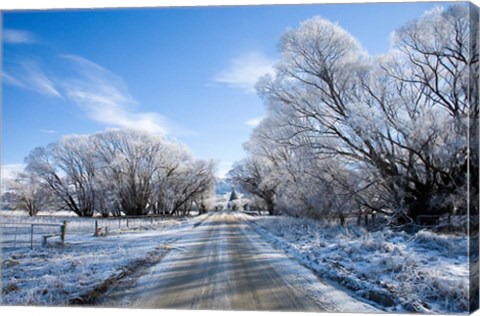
266,198,275,216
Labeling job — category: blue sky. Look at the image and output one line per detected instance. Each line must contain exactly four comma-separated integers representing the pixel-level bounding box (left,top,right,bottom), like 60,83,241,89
2,1,451,178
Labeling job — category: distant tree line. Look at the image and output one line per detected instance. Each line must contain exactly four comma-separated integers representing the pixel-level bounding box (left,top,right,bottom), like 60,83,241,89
228,4,478,225
5,129,216,217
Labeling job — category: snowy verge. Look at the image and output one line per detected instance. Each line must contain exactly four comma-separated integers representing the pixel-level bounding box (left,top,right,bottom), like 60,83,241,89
1,213,211,306
241,213,468,314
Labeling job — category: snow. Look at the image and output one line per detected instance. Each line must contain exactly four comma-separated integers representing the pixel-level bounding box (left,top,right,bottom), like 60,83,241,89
233,213,380,313
242,213,469,314
98,211,380,312
2,210,84,217
1,211,469,313
1,213,210,305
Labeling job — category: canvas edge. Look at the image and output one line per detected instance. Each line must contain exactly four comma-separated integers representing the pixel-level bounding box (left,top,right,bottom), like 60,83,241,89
469,1,480,313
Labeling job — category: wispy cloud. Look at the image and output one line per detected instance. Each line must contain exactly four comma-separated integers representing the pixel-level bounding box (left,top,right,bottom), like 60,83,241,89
245,116,263,128
61,55,168,135
214,52,275,93
4,54,180,136
3,29,36,44
2,71,26,88
3,61,62,98
26,63,62,98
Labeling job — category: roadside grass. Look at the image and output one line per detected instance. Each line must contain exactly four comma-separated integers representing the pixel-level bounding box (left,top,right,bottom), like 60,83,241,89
245,214,468,314
1,214,208,306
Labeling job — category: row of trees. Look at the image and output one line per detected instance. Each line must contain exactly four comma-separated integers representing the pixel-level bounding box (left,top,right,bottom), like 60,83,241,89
229,4,478,225
6,129,216,217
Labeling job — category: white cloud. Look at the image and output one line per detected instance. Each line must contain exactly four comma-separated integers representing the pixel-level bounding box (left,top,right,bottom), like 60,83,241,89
27,64,62,98
245,116,263,128
61,54,168,135
1,164,25,181
3,61,62,98
2,71,26,87
4,54,176,136
3,29,36,44
214,52,275,93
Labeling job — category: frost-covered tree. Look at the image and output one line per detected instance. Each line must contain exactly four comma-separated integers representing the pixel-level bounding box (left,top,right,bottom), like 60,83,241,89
24,138,97,217
92,129,216,216
227,157,278,215
240,4,476,224
22,129,216,217
92,129,166,216
7,172,52,216
56,135,98,216
251,17,384,219
150,141,191,215
167,159,216,216
364,4,474,221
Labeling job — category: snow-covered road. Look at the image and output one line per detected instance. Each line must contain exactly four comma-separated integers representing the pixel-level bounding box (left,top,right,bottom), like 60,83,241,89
100,211,380,312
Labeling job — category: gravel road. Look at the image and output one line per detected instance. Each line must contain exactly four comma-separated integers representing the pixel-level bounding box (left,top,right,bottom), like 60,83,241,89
101,212,380,312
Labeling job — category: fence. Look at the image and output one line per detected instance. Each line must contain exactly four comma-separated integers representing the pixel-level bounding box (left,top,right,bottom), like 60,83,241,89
91,216,168,236
1,215,174,250
1,222,66,250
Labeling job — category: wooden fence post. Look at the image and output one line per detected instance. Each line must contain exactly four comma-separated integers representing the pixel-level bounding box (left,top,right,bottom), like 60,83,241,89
61,220,67,245
30,224,34,250
94,220,99,237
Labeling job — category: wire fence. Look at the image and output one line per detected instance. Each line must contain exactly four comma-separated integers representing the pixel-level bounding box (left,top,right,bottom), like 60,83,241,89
1,211,471,251
242,209,473,233
1,222,65,249
1,215,177,250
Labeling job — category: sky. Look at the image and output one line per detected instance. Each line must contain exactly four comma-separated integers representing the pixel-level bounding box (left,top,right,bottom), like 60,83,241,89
2,1,454,179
